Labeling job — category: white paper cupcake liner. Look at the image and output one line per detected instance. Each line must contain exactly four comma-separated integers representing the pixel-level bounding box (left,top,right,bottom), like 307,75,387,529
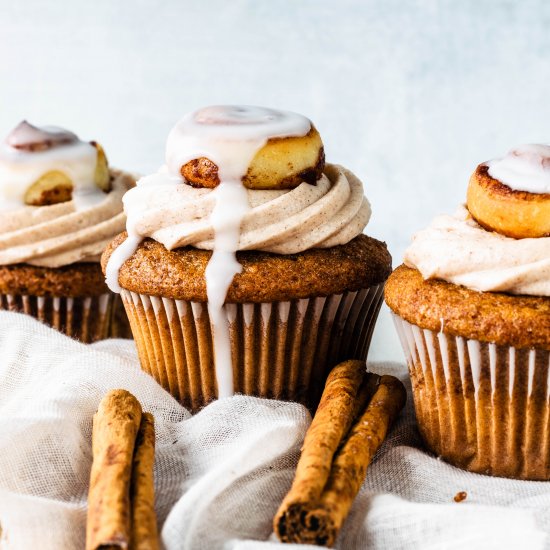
121,284,384,411
0,293,118,343
392,313,550,480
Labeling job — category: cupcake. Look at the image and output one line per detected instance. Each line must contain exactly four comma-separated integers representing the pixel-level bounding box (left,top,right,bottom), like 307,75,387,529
385,144,550,480
101,105,391,411
0,121,134,341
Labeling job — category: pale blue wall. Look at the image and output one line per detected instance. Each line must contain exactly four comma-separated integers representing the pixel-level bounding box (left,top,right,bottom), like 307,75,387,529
1,0,549,360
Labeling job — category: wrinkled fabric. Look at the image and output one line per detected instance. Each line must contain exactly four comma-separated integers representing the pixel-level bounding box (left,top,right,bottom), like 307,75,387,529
0,311,547,550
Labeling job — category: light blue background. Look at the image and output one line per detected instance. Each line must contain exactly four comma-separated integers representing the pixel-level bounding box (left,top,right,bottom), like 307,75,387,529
1,0,549,360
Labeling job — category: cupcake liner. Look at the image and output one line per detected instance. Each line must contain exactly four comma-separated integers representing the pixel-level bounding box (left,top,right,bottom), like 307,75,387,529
0,292,119,343
120,284,384,412
392,313,550,480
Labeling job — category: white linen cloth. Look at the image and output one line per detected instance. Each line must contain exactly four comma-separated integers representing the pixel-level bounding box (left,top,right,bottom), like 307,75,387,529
0,311,548,550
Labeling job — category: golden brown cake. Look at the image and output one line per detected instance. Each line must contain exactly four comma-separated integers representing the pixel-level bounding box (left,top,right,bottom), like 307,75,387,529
103,233,390,302
102,105,391,411
0,121,134,341
386,265,550,351
385,144,550,480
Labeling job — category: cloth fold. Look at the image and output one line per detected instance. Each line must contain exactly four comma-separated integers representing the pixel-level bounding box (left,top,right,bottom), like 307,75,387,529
0,311,547,550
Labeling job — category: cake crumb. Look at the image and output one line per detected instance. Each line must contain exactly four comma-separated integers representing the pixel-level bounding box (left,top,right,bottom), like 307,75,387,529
454,491,467,503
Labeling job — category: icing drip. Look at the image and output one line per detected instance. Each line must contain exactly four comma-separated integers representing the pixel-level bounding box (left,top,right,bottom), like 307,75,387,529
487,144,550,194
106,105,312,398
205,181,250,397
0,121,105,211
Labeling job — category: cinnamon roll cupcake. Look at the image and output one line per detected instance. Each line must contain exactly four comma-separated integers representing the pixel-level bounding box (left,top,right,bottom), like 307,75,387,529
102,105,391,411
385,144,550,480
0,121,135,341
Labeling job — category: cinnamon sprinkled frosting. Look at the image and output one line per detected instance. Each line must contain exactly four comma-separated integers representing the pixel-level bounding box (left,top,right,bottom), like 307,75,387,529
0,122,134,267
0,170,131,266
120,163,369,254
404,206,550,297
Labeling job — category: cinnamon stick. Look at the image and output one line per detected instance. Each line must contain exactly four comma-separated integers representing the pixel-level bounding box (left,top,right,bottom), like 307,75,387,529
130,413,159,550
274,365,406,547
86,389,142,550
278,360,379,512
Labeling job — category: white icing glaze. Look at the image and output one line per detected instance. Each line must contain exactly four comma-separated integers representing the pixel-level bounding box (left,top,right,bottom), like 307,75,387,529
106,105,313,398
0,122,105,211
6,121,77,149
486,144,550,194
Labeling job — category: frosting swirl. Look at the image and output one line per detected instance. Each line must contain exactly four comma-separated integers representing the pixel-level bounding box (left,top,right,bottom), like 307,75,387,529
0,170,132,267
120,163,370,255
404,206,550,297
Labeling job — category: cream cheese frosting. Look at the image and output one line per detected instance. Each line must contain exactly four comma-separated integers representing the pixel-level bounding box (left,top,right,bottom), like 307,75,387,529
404,205,550,297
0,122,133,268
118,163,369,255
487,144,550,194
0,170,132,267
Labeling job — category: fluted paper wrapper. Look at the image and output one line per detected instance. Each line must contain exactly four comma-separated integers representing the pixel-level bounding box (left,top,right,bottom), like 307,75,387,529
393,313,550,480
0,293,126,343
121,284,384,412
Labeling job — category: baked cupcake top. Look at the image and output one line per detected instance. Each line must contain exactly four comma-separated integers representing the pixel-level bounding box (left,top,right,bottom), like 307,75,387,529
404,145,550,297
0,121,134,267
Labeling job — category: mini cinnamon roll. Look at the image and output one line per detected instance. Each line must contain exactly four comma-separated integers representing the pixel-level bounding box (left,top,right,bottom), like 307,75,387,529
4,121,111,207
173,106,325,189
467,144,550,239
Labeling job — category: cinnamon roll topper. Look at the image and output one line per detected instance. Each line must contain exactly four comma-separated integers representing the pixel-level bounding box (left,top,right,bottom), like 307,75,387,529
467,144,550,239
0,121,110,210
170,106,324,190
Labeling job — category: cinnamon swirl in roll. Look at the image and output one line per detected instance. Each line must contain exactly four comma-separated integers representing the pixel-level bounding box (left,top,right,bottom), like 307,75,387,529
102,105,391,411
0,121,135,341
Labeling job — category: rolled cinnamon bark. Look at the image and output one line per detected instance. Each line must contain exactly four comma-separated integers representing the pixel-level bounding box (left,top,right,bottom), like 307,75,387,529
308,375,407,545
274,366,406,547
130,413,159,550
278,360,378,514
86,389,143,550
